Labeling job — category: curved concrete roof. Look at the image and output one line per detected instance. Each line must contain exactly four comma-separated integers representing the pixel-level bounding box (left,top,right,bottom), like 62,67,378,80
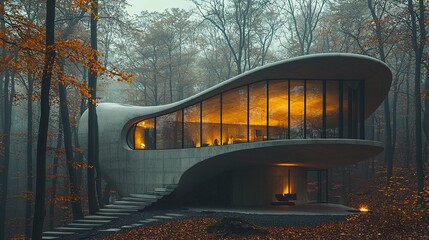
115,53,391,125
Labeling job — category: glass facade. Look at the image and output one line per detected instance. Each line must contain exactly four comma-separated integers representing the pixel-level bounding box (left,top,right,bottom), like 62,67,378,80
249,82,267,142
306,81,323,138
129,79,365,150
290,80,305,139
156,110,182,149
133,118,155,150
184,103,201,148
268,80,289,140
202,96,220,147
222,86,248,145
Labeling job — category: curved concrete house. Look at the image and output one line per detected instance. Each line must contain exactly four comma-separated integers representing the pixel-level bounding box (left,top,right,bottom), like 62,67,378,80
78,53,392,206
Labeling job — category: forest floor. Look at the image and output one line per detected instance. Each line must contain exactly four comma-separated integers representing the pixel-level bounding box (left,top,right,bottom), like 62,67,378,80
98,166,429,240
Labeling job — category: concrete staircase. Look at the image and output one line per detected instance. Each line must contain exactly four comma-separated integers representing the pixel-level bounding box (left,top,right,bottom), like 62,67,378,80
41,184,177,239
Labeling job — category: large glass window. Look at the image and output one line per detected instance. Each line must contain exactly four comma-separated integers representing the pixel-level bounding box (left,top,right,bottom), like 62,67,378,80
134,118,155,150
326,81,339,138
156,111,182,149
202,96,221,147
130,79,366,150
222,86,248,145
268,80,289,140
306,80,323,138
249,82,267,142
290,80,305,139
342,81,356,139
184,103,201,148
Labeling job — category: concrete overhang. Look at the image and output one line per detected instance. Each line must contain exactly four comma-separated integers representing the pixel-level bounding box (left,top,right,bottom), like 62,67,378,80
176,139,383,194
179,138,383,170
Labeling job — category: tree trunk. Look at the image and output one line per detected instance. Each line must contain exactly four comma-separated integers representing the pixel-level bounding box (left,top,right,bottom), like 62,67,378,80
408,0,426,204
423,67,429,156
25,73,34,238
32,1,56,238
0,70,13,240
58,59,84,219
168,49,173,103
405,66,411,168
384,98,393,181
88,0,100,214
49,122,62,230
391,81,400,162
367,0,392,183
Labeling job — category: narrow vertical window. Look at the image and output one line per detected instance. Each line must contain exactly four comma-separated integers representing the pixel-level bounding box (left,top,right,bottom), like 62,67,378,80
326,80,340,138
306,80,323,138
156,111,182,149
134,118,155,150
268,80,289,140
290,80,305,139
249,82,267,142
202,96,221,146
184,103,201,148
222,86,248,145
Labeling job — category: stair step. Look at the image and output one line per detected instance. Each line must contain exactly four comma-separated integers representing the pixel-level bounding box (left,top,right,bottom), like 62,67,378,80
112,200,150,206
105,204,144,210
43,231,75,235
130,193,160,199
74,219,111,223
84,215,119,219
99,208,138,213
139,218,159,223
153,215,174,219
55,227,92,231
154,187,174,192
42,237,59,240
165,213,184,217
68,223,103,227
122,197,157,203
121,225,134,228
147,191,171,196
165,184,178,189
98,228,121,232
96,211,131,216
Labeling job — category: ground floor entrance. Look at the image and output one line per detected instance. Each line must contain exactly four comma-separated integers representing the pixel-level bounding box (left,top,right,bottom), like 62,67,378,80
178,166,329,207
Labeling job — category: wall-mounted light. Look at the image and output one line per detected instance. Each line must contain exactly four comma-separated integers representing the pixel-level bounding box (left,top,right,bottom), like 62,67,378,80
276,163,299,167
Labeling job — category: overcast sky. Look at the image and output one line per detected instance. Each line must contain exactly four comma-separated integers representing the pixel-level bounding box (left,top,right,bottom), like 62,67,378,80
126,0,193,15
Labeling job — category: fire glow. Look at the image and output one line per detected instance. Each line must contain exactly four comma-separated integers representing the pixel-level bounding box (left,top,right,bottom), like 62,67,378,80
359,205,369,212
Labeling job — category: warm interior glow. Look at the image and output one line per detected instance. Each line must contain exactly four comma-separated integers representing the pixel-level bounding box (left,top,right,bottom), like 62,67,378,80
283,176,292,194
359,205,369,212
133,80,352,149
276,163,299,167
282,186,290,194
135,120,155,150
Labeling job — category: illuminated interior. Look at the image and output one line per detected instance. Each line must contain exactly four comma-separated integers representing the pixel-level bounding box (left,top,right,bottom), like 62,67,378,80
128,79,364,150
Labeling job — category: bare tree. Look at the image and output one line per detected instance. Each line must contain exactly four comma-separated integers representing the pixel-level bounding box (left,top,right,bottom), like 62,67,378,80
367,0,395,183
407,0,426,203
282,0,326,56
193,0,275,74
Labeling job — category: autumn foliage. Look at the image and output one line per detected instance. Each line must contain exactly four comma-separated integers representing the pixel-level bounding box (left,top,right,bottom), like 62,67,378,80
0,0,134,102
